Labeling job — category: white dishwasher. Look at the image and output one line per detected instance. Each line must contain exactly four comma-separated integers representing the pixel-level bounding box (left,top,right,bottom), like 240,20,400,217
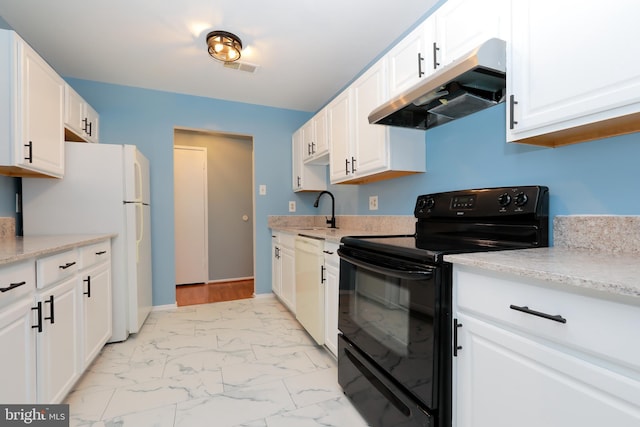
295,235,325,345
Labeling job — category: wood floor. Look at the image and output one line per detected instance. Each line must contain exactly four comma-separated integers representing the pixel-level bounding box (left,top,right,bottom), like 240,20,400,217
176,279,254,306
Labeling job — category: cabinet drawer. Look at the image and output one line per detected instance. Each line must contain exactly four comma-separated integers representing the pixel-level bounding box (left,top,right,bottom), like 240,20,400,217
455,267,640,371
0,261,35,309
80,241,110,269
36,249,79,289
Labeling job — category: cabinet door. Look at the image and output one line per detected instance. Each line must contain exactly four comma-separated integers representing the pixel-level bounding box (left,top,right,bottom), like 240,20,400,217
456,312,640,427
36,276,81,403
328,90,352,183
84,102,99,143
64,84,85,138
271,239,282,298
301,119,315,162
323,244,340,357
352,59,388,177
292,130,303,191
436,0,509,67
19,38,64,177
279,244,296,313
0,297,37,404
387,16,436,98
81,262,112,367
507,0,640,142
313,108,328,158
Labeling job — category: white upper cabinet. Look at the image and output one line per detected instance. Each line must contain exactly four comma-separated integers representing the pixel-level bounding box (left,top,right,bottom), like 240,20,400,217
385,0,509,101
0,30,65,178
435,0,510,67
301,108,329,164
386,15,437,99
507,0,640,146
64,84,99,143
292,126,326,192
329,58,425,185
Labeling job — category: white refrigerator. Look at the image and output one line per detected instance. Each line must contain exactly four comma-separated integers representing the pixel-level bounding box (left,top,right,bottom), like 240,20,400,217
22,142,153,342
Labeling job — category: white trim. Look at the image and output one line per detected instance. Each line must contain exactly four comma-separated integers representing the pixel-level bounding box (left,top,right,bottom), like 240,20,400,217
253,293,276,300
152,303,178,311
207,276,254,283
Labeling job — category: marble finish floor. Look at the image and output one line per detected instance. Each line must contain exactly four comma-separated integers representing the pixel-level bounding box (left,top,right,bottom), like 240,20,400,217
65,296,369,427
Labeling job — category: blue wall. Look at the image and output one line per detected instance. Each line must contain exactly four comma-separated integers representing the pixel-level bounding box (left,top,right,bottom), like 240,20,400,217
1,78,638,307
66,78,311,306
350,104,640,224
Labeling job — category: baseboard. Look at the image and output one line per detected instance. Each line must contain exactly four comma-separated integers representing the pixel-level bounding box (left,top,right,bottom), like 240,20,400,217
207,276,254,283
152,303,178,311
253,292,275,300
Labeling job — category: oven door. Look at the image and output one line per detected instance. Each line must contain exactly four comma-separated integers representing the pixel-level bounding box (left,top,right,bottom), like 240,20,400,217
338,245,443,410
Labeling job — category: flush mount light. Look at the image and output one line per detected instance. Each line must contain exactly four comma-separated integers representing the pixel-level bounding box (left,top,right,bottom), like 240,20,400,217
206,30,242,62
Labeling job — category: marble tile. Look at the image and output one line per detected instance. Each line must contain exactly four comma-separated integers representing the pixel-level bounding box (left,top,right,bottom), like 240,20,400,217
265,395,369,427
63,298,368,427
174,380,296,427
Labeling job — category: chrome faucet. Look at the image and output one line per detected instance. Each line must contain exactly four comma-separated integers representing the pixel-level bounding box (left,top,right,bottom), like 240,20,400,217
313,191,336,228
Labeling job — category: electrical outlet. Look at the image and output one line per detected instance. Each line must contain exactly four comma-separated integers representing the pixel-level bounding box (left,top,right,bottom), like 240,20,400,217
369,195,378,211
288,201,296,212
259,184,267,195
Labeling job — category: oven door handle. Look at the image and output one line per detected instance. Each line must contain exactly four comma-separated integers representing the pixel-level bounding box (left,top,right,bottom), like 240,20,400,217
338,250,434,281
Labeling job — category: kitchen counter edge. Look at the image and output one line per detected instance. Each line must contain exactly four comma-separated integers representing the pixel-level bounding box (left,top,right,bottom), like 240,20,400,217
444,247,640,302
0,234,116,266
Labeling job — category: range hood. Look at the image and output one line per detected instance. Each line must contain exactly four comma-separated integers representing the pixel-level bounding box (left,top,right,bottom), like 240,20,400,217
369,38,506,130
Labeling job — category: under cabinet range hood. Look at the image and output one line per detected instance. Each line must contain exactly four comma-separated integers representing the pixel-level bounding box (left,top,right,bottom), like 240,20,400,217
369,38,506,130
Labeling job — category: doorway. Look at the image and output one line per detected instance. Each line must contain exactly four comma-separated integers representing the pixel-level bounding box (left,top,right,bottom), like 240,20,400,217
173,128,255,304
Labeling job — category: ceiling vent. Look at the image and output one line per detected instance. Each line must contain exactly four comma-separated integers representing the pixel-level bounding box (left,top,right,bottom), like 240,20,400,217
222,61,260,73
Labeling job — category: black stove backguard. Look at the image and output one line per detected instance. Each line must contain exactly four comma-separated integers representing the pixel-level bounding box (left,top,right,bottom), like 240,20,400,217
338,186,549,427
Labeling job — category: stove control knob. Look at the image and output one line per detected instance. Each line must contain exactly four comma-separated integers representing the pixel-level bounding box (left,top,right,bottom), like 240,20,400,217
514,192,529,206
425,197,435,209
498,193,511,207
416,198,427,210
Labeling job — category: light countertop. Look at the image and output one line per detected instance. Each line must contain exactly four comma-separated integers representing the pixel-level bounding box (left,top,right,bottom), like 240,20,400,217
445,247,640,300
0,234,115,266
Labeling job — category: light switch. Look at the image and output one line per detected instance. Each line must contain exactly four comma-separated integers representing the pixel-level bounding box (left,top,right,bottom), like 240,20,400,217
259,184,267,195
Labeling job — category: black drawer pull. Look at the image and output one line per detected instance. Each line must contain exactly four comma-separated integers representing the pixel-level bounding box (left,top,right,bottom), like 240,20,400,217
509,304,567,324
44,295,55,324
24,141,33,163
32,301,43,333
95,250,107,256
0,281,26,293
84,276,92,298
59,261,76,270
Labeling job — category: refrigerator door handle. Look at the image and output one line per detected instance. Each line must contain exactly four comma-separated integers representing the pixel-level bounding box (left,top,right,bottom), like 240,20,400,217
136,203,143,263
134,158,143,202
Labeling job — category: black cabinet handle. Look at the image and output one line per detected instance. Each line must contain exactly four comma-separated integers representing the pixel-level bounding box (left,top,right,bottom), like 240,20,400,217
44,295,55,324
321,265,326,283
84,276,91,298
0,281,26,293
351,157,356,173
509,304,567,324
509,95,518,129
418,52,425,78
59,261,76,270
323,250,334,255
297,176,301,187
88,121,93,136
433,42,440,69
32,301,43,333
307,143,311,156
345,158,350,175
83,117,89,133
95,250,107,256
24,141,33,163
453,318,463,357
311,141,316,154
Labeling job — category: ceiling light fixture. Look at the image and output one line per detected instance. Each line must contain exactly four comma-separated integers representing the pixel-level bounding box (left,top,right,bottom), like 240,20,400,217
206,30,242,62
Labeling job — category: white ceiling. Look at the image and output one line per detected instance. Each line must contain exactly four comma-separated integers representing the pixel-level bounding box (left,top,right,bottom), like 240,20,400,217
0,0,440,112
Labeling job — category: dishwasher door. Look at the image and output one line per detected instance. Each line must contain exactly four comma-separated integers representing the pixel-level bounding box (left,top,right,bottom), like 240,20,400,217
295,235,325,345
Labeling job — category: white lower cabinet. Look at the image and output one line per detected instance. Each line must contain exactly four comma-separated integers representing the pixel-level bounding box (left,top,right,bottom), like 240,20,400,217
80,242,112,367
35,275,81,403
323,242,340,357
0,238,113,404
271,231,296,313
0,296,37,403
453,266,640,427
